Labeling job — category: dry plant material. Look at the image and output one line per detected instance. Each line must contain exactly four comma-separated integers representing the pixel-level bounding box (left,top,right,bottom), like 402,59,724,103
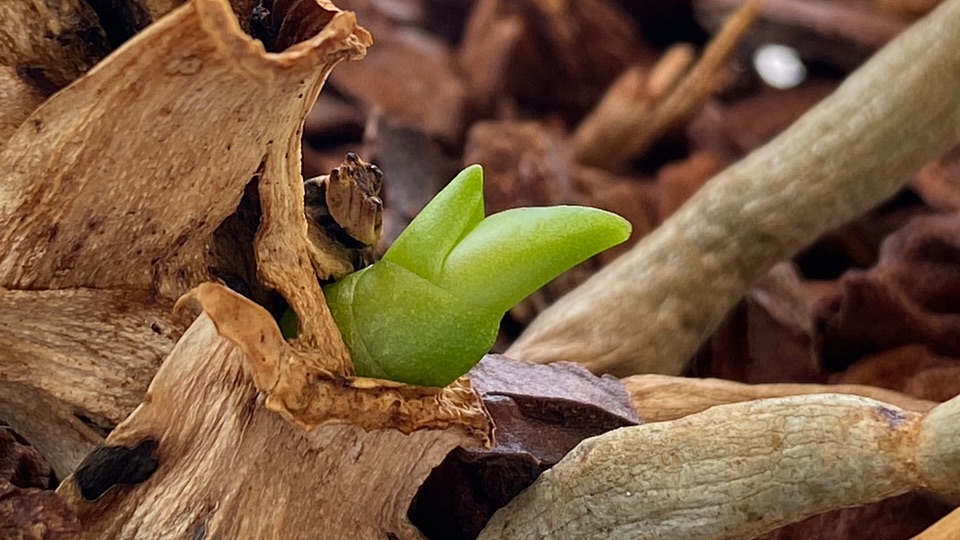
509,0,960,377
0,0,370,459
624,373,935,422
57,289,490,538
696,0,908,62
329,25,469,143
760,492,952,540
831,345,960,402
0,66,48,146
702,262,824,384
480,392,960,539
572,0,763,171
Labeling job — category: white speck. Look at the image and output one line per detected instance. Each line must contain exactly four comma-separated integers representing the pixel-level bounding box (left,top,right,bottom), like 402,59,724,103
626,491,633,497
753,44,806,90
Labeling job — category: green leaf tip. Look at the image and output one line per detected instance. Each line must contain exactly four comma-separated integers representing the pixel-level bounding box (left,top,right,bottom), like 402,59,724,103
318,165,632,387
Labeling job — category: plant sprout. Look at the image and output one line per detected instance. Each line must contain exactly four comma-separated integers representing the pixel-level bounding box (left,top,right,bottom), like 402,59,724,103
284,165,631,386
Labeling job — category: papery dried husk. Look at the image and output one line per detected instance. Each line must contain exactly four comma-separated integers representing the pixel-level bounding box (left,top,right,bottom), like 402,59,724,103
0,0,369,473
480,392,960,539
58,284,490,539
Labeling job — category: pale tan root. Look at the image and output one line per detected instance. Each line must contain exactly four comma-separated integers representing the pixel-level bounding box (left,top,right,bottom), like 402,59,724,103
508,0,960,377
623,374,936,422
480,392,960,539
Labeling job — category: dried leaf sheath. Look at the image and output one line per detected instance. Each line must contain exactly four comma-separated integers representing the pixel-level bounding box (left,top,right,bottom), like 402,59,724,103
0,0,369,296
0,0,370,473
58,288,489,539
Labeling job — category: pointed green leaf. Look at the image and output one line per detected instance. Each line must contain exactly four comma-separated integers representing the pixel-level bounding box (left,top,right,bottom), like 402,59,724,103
382,165,484,282
436,206,631,314
324,260,501,387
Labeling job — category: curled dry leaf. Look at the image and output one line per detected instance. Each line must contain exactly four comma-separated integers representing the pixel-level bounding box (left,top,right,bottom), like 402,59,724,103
58,286,490,539
509,0,960,377
480,392,960,539
0,0,370,467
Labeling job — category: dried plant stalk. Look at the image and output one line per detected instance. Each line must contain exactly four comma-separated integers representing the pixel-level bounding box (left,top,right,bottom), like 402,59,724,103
58,288,489,539
480,392,960,539
623,374,936,422
572,0,762,171
509,0,960,377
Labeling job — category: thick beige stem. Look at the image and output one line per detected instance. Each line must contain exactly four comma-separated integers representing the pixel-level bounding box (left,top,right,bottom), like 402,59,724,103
508,0,960,377
623,374,936,422
480,393,960,539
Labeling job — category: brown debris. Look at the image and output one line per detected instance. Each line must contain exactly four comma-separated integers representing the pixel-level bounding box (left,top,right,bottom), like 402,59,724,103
831,345,960,403
655,149,728,221
573,0,764,171
911,145,960,212
0,426,52,489
760,492,953,540
0,483,83,540
329,25,469,144
695,0,909,70
817,213,960,368
458,0,646,120
0,66,48,148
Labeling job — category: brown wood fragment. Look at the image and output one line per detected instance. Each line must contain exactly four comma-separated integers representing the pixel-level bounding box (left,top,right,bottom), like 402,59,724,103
0,383,103,481
573,0,763,171
0,483,83,539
